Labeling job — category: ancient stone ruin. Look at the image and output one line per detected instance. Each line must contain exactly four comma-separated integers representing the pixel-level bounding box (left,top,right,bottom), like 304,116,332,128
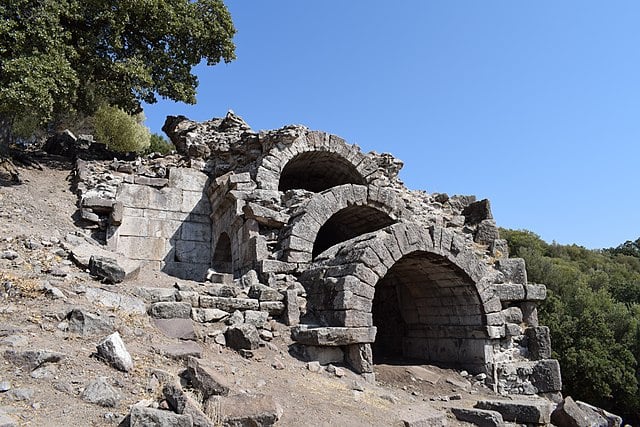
76,111,562,396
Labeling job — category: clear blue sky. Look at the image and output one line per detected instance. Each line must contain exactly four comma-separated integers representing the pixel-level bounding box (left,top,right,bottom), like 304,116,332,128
143,1,640,250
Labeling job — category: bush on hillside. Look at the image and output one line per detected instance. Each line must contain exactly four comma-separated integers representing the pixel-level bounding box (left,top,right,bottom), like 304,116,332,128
93,105,150,153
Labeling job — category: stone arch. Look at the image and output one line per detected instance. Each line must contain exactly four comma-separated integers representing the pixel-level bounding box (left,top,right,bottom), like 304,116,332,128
255,131,379,191
280,184,404,264
212,232,233,274
302,223,501,372
279,151,365,192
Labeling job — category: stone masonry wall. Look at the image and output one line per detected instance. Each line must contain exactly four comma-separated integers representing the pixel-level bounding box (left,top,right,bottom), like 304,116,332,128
73,111,562,396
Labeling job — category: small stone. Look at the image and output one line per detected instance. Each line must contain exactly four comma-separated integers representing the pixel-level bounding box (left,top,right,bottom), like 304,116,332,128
271,360,285,370
96,332,134,372
0,381,11,392
1,250,18,260
81,377,121,407
8,388,34,401
307,361,322,373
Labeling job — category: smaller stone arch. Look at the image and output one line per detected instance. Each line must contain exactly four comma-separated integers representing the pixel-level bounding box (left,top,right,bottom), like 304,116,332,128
280,184,404,263
212,232,233,274
255,131,379,191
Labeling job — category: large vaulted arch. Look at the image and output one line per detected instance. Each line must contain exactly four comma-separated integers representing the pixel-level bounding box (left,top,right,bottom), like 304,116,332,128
301,223,502,373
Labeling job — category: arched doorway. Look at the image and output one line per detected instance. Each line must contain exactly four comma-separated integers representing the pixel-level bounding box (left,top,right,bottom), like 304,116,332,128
372,251,485,367
212,232,232,274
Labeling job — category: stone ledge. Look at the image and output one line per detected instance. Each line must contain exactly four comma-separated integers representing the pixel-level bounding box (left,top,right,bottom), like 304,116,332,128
291,326,377,346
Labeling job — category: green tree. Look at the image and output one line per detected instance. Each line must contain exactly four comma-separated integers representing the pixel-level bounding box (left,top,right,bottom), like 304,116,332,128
0,0,235,152
501,229,640,423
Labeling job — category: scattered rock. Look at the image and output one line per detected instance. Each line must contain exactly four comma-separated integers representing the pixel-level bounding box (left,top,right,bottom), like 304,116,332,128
191,308,229,323
81,377,121,407
155,342,203,360
96,332,134,372
451,407,504,427
204,394,282,427
85,287,146,315
67,308,115,336
0,250,18,260
89,255,125,283
7,388,34,402
149,302,192,319
475,399,552,424
306,361,323,373
153,318,197,341
0,408,17,427
0,381,11,392
3,349,66,371
225,324,261,351
163,383,215,427
186,356,231,399
129,405,193,427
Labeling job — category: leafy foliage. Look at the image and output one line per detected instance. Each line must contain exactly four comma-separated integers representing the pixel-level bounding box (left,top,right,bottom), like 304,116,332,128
146,133,175,155
0,0,235,139
501,229,640,422
93,105,150,153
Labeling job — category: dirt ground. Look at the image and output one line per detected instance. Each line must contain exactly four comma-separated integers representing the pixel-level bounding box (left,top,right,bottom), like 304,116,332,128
0,156,501,426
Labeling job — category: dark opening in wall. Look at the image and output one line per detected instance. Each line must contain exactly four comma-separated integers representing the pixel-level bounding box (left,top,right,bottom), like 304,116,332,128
212,232,233,274
278,151,365,192
312,206,396,258
372,252,485,366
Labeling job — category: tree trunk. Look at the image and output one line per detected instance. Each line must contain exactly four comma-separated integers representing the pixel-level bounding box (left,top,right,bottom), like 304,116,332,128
0,114,20,182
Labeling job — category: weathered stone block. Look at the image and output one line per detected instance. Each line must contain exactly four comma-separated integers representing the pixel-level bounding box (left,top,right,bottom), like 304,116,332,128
89,255,125,284
260,301,285,316
186,356,230,399
149,302,192,319
525,283,547,301
130,405,193,427
175,240,211,263
525,326,551,360
204,394,282,427
475,219,499,245
152,318,196,341
451,408,504,427
496,258,527,284
531,359,562,392
199,296,259,312
191,308,229,323
179,222,211,242
169,168,209,191
493,283,525,301
291,326,377,346
345,343,373,374
475,399,551,424
501,307,523,324
225,324,261,350
551,396,596,427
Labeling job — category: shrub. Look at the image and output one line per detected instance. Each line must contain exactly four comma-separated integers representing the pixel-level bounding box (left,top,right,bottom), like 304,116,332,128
93,105,150,153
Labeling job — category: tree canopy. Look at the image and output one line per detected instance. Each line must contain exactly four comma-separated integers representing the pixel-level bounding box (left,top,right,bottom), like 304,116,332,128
0,0,235,140
501,229,640,424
